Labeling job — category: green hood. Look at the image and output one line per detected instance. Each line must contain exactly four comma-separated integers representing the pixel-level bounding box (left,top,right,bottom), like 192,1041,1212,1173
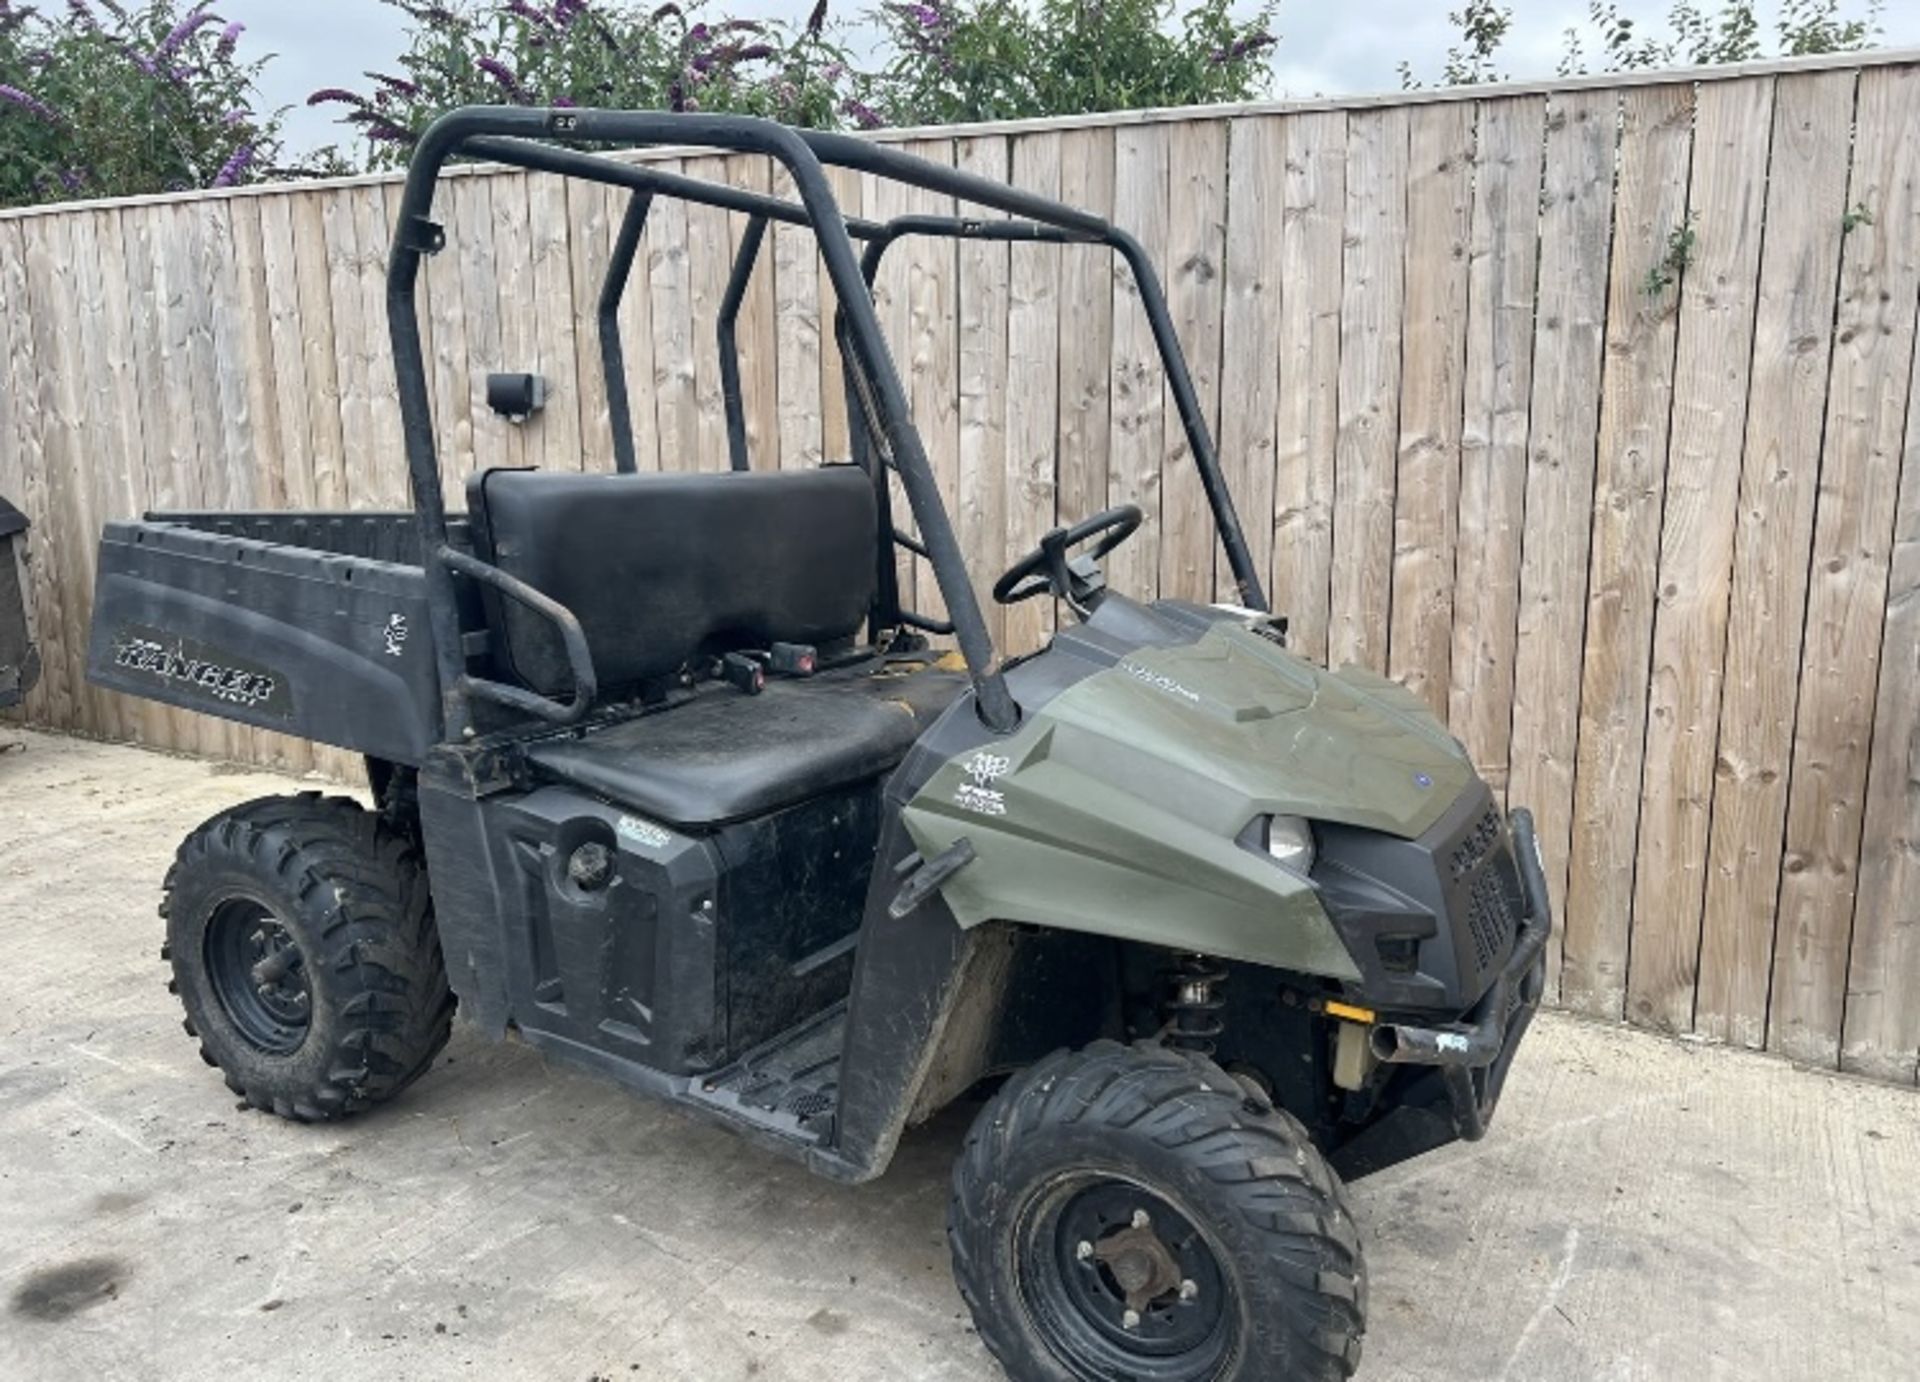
900,621,1475,977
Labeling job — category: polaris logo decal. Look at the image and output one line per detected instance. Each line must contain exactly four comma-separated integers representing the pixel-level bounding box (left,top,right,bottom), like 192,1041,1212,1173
954,751,1009,817
111,625,290,717
382,612,410,657
1121,659,1201,704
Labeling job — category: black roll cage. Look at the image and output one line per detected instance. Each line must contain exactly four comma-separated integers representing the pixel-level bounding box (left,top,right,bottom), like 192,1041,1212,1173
388,106,1268,741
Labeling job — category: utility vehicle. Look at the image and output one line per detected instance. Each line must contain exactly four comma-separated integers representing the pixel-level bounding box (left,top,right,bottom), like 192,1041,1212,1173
87,108,1550,1381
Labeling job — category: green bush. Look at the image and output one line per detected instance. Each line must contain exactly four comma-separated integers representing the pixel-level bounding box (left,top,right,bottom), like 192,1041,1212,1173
313,0,859,167
869,0,1278,126
0,1,320,208
314,0,1281,165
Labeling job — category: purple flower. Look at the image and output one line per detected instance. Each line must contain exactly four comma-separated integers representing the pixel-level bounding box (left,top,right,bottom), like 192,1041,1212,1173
507,0,550,26
372,72,421,98
215,21,243,61
67,1,98,29
220,107,246,125
807,0,828,37
551,95,577,107
1210,32,1276,65
840,96,882,130
212,142,256,188
553,0,587,24
911,3,940,26
477,56,525,98
60,168,88,193
156,7,221,62
308,87,367,108
0,83,59,122
689,22,709,42
735,43,773,62
366,119,412,144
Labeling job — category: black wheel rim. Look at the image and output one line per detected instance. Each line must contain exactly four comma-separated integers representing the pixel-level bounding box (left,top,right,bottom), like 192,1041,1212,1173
203,898,311,1055
1015,1172,1236,1381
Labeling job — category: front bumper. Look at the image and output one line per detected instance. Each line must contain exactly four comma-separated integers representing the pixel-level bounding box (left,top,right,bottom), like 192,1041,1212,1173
1365,807,1552,1141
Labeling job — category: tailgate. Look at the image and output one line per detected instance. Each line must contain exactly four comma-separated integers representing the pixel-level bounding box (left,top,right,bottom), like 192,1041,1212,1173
86,520,442,764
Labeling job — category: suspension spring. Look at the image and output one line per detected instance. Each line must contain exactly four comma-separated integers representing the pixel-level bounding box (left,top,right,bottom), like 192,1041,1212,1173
1161,953,1228,1054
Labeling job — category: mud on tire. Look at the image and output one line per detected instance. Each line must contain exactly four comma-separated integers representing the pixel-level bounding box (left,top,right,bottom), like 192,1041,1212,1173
161,792,455,1122
949,1040,1365,1382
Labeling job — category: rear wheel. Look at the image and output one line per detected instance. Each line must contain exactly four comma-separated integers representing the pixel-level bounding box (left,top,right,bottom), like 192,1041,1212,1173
161,793,454,1122
949,1040,1365,1381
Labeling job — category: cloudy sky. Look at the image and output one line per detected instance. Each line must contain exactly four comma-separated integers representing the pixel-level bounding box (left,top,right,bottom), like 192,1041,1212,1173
218,0,1918,156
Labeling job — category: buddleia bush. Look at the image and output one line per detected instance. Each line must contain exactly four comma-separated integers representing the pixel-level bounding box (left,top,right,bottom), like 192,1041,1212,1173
0,1,326,208
312,0,860,168
312,0,1281,165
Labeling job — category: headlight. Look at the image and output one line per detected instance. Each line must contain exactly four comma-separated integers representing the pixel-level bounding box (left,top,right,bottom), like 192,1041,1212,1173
1261,815,1316,874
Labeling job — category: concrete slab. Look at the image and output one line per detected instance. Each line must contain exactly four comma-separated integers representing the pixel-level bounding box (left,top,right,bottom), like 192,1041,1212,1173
1,728,1916,1381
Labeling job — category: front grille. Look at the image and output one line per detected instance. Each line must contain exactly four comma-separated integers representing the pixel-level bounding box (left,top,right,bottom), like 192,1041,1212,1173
1465,860,1517,974
1450,807,1503,882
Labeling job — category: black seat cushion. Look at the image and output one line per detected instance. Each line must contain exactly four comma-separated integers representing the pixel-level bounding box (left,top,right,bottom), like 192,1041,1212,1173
525,660,967,827
469,465,877,698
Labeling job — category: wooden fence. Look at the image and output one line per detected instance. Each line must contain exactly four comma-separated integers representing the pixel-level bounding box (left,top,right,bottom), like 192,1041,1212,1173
1,52,1916,1084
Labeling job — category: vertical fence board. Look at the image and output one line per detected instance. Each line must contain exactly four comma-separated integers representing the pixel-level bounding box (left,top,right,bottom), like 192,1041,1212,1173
522,175,578,472
687,156,734,473
1159,119,1228,604
1509,89,1616,1004
1560,84,1695,1019
1216,117,1283,606
1389,102,1476,714
865,163,919,610
772,166,823,470
647,165,697,473
1329,107,1409,674
1003,132,1063,657
1106,125,1170,601
20,214,87,737
1056,126,1117,544
1696,70,1857,1047
1451,95,1545,796
611,183,662,474
87,207,173,751
817,164,864,465
904,138,959,626
725,156,780,472
955,135,1012,644
1770,64,1920,1065
1841,339,1920,1082
565,175,613,473
1272,111,1348,661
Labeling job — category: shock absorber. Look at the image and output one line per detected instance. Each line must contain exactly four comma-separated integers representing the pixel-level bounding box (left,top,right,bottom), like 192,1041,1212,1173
1161,953,1228,1054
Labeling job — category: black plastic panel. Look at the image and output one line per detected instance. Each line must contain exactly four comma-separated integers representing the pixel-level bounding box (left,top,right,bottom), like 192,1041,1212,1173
85,520,442,763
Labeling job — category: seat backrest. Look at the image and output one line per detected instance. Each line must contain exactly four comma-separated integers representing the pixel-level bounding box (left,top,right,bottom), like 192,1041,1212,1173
468,465,877,698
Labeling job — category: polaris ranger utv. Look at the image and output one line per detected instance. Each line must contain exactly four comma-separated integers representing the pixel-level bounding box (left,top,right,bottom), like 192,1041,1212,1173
86,108,1550,1381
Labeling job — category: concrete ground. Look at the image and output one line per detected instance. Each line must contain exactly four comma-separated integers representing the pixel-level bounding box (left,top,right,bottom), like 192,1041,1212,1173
1,727,1916,1382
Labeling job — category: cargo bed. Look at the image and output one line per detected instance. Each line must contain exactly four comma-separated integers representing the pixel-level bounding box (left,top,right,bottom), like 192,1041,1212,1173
86,512,456,764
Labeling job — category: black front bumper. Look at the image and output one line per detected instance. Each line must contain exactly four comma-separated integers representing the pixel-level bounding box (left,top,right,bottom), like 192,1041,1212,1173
1328,809,1553,1178
1368,807,1552,1139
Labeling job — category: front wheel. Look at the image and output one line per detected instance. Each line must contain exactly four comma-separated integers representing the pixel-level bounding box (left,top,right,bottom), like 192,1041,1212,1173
949,1041,1365,1382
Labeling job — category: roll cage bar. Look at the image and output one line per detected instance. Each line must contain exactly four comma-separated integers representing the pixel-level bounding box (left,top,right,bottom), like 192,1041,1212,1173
387,106,1267,741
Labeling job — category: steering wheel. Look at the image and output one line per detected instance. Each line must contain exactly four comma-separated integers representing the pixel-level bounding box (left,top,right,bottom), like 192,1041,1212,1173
993,504,1143,616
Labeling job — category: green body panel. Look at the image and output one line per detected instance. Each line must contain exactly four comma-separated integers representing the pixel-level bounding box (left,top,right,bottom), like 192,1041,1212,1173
900,621,1476,978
